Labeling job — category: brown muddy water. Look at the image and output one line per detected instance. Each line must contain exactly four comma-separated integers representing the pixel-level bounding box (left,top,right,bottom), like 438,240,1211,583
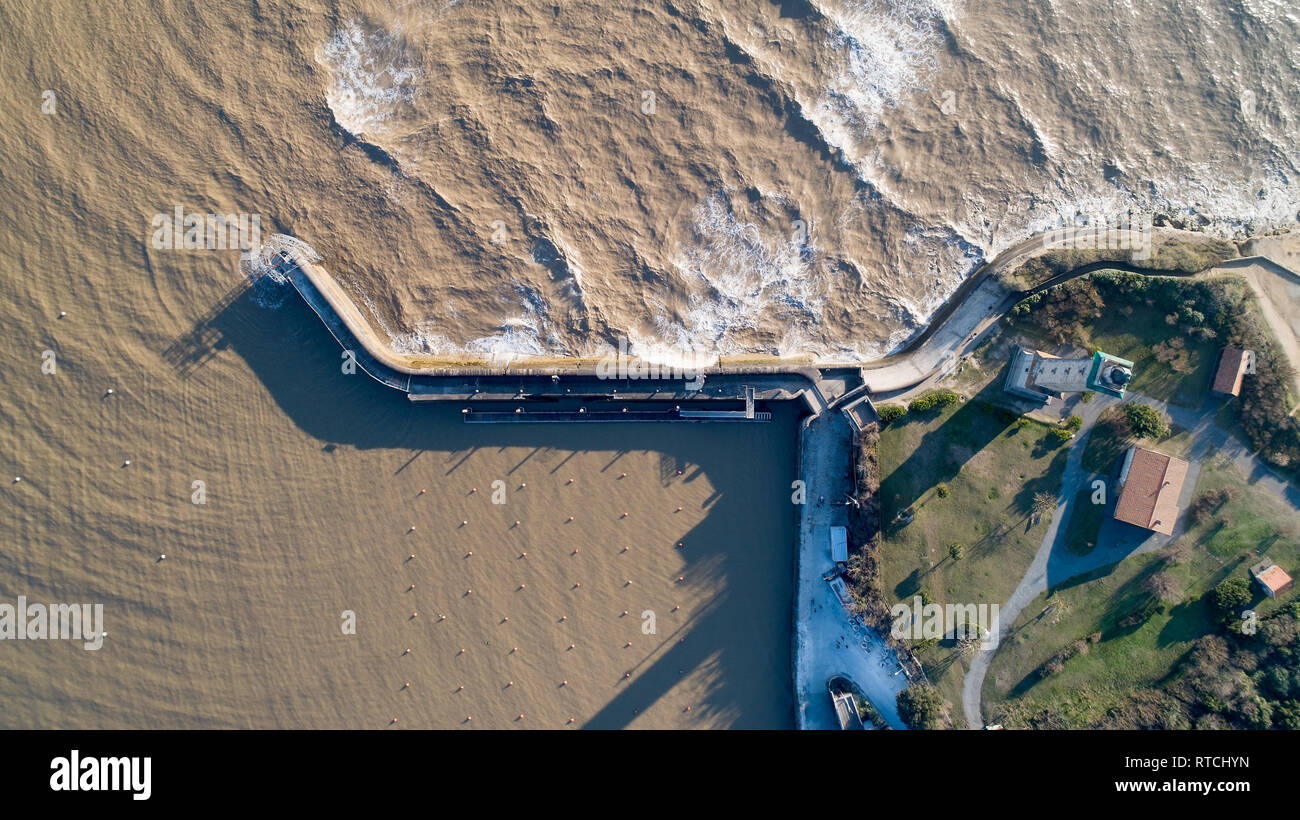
2,0,1297,728
1,278,799,728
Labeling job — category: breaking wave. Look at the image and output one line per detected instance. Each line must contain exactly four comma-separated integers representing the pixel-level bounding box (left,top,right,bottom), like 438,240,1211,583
318,19,423,142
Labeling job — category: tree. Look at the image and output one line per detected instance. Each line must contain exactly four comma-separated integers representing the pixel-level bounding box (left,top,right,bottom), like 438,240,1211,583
948,543,965,562
897,684,949,730
1276,701,1300,731
955,630,981,660
1142,571,1182,605
1031,491,1056,523
1211,577,1252,620
1123,403,1169,439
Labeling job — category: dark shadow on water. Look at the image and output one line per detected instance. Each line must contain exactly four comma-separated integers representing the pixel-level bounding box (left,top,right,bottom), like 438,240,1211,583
197,287,800,728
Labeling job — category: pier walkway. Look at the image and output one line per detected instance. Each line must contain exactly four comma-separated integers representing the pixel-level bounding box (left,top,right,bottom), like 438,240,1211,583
275,227,1298,731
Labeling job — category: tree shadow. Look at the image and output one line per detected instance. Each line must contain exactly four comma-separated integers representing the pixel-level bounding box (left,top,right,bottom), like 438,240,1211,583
879,380,1016,515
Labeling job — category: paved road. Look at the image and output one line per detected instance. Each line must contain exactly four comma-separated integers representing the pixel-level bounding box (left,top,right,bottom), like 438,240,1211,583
794,411,909,729
961,397,1111,727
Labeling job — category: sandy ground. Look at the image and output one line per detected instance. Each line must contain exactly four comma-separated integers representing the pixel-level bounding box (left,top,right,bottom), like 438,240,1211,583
1217,234,1300,406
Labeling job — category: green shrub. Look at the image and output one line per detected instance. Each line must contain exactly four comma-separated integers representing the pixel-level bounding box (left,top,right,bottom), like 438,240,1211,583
897,684,948,730
877,404,906,424
935,483,950,498
908,390,960,414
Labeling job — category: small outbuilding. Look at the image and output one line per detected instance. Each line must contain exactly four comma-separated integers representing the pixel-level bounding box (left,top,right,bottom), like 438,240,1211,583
1212,347,1253,397
1250,560,1294,599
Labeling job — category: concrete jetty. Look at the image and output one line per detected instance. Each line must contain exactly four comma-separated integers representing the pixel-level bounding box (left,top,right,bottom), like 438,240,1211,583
275,225,1297,730
276,249,839,407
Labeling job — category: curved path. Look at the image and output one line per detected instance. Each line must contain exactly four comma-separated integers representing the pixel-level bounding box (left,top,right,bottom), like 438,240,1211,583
275,226,1299,730
279,226,1284,405
962,392,1300,729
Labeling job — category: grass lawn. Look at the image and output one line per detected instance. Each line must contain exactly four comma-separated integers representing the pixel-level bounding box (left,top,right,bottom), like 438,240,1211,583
878,379,1070,721
983,456,1300,728
1087,307,1216,408
1064,488,1104,556
1080,404,1185,475
1080,407,1132,475
1007,283,1217,409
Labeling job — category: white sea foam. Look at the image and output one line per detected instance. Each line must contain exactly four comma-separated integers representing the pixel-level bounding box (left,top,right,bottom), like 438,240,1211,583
318,19,422,140
663,191,826,357
806,0,953,178
384,281,557,364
